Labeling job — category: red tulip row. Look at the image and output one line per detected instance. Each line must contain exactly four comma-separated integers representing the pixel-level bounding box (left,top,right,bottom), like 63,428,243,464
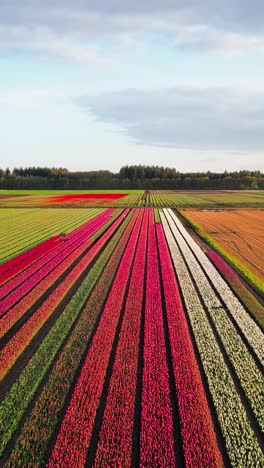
0,210,111,305
3,209,137,466
207,251,264,329
0,216,111,338
156,224,223,468
140,209,176,467
94,209,149,467
0,235,62,286
48,210,143,467
0,211,128,380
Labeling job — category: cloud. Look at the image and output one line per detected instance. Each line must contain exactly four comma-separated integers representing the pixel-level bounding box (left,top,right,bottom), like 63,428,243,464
77,86,264,151
0,25,109,65
0,1,264,61
2,1,264,32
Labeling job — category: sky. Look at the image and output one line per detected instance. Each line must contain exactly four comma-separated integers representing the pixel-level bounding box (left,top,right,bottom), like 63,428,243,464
1,0,264,172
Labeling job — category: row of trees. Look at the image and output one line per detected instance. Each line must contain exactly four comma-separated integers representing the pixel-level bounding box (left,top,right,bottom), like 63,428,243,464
1,166,263,190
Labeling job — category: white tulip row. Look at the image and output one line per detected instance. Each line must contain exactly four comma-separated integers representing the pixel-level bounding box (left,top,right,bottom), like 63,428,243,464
161,212,264,468
165,208,264,366
163,209,264,430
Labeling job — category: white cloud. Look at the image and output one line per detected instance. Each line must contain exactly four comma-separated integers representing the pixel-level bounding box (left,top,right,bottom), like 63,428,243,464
0,1,264,62
77,86,264,152
171,25,264,54
0,25,110,65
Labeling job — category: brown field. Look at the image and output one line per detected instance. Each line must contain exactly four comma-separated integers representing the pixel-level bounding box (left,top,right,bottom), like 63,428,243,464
184,209,264,282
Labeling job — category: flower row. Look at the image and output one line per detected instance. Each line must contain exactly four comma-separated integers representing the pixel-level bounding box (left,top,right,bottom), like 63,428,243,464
166,208,264,366
140,210,176,467
48,210,143,466
156,223,223,468
161,212,264,467
94,210,148,467
207,251,264,329
0,209,109,303
64,208,112,240
0,217,106,338
0,235,62,286
2,209,135,464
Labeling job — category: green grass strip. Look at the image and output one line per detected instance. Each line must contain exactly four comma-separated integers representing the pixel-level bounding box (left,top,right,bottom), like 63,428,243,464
179,209,264,296
208,253,264,329
0,208,127,456
154,208,161,223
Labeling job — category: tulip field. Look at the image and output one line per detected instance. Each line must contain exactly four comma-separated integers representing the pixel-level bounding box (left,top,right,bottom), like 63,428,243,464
0,205,263,467
1,189,264,208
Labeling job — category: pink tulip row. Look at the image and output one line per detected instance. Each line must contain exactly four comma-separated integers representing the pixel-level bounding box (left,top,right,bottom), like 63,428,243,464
94,210,149,467
0,211,128,380
156,224,223,468
0,210,111,305
0,231,92,338
140,209,176,467
48,210,143,467
0,235,62,286
64,208,113,240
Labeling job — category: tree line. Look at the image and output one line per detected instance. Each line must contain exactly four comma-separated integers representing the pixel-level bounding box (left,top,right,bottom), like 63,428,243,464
1,165,263,190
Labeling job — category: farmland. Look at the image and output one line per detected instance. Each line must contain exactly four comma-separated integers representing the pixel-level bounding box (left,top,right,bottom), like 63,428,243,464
0,189,264,208
183,209,264,282
0,201,263,467
0,191,145,208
